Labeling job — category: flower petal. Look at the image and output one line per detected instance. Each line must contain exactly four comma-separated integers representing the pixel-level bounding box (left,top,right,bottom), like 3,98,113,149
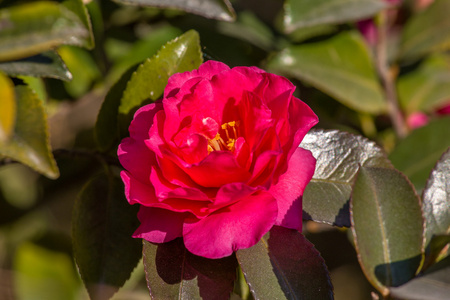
133,206,187,243
164,61,230,98
183,190,278,258
269,147,316,231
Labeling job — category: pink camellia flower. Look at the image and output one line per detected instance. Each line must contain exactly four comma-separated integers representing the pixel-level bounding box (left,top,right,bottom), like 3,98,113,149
118,61,318,259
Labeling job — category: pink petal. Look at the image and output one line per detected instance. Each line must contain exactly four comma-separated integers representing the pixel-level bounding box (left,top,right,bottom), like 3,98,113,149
121,170,157,205
118,137,157,183
128,102,163,140
149,166,211,201
133,206,187,243
183,190,278,258
164,61,230,98
122,170,210,217
183,151,251,187
269,147,316,231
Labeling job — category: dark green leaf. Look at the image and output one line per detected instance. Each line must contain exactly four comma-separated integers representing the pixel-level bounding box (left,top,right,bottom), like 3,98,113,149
389,117,450,192
236,226,333,300
283,0,387,33
0,85,59,179
113,0,236,21
397,53,450,114
423,235,450,272
0,71,15,141
300,129,392,227
0,51,72,81
351,167,424,295
72,173,142,300
118,29,202,135
390,256,450,300
400,0,450,61
143,239,237,300
422,148,450,249
0,1,90,61
267,31,386,114
95,65,138,152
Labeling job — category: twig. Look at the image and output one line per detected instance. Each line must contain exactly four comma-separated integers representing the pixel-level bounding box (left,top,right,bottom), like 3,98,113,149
375,11,409,139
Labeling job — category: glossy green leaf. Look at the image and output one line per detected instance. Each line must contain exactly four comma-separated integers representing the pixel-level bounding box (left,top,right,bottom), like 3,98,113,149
397,54,450,114
400,0,450,61
72,173,142,300
61,0,95,49
0,1,90,61
95,65,138,152
0,51,72,81
106,25,182,84
143,239,237,299
0,85,59,179
390,256,450,300
0,71,15,141
96,30,202,151
118,29,202,133
283,0,387,33
14,242,80,300
236,226,333,300
351,167,424,295
267,31,386,114
113,0,236,21
389,117,450,192
422,148,450,247
300,129,392,227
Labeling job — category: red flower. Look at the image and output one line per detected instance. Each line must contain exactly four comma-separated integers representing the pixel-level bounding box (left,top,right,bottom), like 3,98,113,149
118,61,318,258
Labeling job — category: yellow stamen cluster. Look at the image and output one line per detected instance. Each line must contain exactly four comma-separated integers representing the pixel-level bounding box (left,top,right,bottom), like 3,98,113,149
207,121,240,153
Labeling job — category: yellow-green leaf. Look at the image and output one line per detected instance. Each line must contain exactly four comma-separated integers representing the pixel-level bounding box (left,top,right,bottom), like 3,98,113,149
0,85,59,179
0,1,90,61
0,71,16,141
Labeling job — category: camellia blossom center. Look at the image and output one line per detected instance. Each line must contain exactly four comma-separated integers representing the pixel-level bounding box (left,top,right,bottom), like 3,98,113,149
207,120,240,153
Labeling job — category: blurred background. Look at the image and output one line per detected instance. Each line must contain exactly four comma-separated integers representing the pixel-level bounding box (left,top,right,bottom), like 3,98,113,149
1,0,449,299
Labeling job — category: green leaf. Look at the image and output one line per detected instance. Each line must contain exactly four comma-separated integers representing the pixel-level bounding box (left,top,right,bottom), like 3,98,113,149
351,167,424,295
95,65,138,152
400,0,450,62
58,45,100,97
106,25,182,84
14,242,81,300
389,117,450,192
72,172,142,300
390,255,450,300
0,85,59,179
236,226,333,300
96,29,201,152
0,1,91,61
113,0,236,21
0,71,16,141
267,31,386,114
283,0,387,33
118,29,203,134
143,239,237,299
61,0,95,49
0,51,72,81
397,54,450,114
422,148,450,248
300,129,392,227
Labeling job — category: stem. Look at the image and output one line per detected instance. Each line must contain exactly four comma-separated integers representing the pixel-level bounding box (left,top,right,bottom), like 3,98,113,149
375,11,409,138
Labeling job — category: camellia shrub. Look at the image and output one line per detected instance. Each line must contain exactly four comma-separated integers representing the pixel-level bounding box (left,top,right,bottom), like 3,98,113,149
0,0,449,300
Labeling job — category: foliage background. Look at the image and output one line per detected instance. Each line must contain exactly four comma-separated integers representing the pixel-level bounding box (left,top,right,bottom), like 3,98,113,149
0,0,449,299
